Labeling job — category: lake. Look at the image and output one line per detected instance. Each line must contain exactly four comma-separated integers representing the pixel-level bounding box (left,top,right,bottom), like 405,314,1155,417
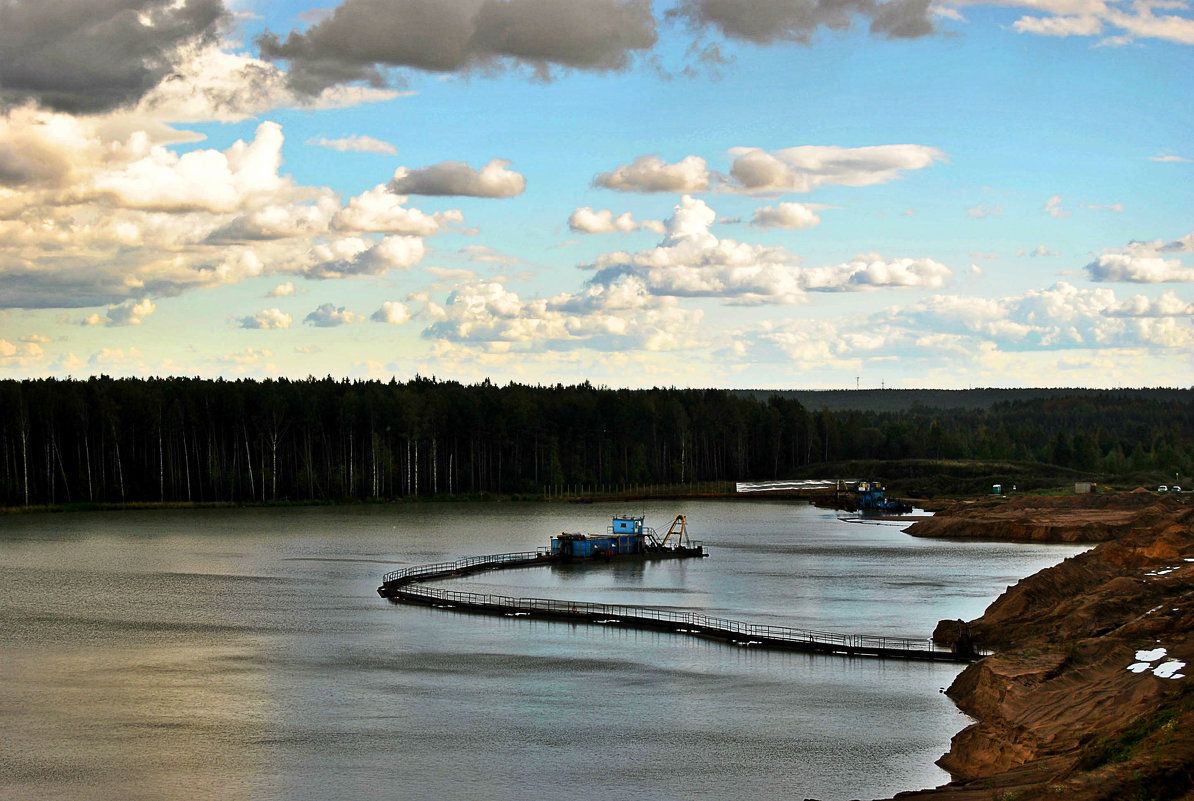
0,500,1086,801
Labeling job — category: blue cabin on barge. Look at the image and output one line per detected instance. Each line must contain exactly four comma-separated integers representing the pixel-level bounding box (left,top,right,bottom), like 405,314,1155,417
856,481,913,513
552,515,646,558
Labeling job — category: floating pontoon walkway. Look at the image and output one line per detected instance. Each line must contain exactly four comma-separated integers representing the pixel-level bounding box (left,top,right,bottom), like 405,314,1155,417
378,551,981,663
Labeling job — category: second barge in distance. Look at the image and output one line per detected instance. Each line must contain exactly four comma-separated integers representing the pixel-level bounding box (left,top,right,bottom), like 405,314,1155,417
552,513,706,560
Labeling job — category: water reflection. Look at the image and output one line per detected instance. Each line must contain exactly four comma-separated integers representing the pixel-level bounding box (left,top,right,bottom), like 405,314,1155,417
4,642,270,801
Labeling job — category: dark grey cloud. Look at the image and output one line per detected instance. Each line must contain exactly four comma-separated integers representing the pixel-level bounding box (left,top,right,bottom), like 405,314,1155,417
668,0,935,44
0,133,73,187
869,0,935,38
0,0,228,113
388,158,526,197
469,0,656,74
257,0,657,93
0,261,172,308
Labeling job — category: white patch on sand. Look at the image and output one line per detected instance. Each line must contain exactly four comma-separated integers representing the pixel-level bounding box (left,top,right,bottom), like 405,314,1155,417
1137,648,1167,662
1154,661,1186,679
1128,662,1153,673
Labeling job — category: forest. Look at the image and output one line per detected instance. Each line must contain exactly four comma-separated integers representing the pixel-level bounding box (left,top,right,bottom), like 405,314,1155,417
1,376,1191,507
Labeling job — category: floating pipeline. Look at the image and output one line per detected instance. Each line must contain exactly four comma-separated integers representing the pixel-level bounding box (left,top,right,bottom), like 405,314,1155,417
377,514,981,663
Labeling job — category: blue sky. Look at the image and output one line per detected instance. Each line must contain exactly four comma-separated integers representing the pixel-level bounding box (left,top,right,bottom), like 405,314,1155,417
0,0,1191,388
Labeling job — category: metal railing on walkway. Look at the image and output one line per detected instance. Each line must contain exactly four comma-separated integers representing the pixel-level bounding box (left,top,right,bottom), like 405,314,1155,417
382,550,551,585
378,550,983,663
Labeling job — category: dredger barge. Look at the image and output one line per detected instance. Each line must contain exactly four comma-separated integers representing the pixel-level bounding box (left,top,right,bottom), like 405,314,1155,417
377,513,704,599
550,513,705,560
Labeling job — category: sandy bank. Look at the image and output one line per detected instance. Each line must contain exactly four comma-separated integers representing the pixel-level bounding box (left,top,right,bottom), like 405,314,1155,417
902,490,1173,544
878,491,1194,801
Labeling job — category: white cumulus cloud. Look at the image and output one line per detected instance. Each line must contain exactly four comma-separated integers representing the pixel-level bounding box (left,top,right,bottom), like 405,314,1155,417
83,298,156,327
304,303,365,327
304,235,426,279
751,202,823,230
0,338,46,366
1045,195,1070,218
308,135,398,155
206,194,341,243
92,122,288,214
131,43,399,124
1014,14,1103,36
333,185,464,234
593,154,712,193
584,196,951,305
726,144,944,193
568,207,641,233
372,301,412,324
240,308,293,329
0,127,462,307
1104,290,1194,318
423,275,703,352
802,255,953,291
1086,234,1194,283
886,282,1194,351
985,0,1194,45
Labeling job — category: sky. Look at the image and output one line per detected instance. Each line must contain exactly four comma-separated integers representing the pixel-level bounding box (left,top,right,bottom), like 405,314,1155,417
0,0,1191,389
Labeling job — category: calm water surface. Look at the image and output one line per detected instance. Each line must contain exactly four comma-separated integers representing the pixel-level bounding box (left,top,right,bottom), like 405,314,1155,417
0,501,1086,801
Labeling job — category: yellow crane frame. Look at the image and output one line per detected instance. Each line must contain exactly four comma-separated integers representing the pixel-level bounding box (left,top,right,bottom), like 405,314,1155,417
660,514,687,548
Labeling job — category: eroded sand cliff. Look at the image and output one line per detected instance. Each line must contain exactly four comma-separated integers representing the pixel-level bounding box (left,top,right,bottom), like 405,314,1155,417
882,492,1194,801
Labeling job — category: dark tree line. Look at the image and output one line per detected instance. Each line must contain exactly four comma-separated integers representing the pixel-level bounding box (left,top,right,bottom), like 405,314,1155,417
0,377,1190,506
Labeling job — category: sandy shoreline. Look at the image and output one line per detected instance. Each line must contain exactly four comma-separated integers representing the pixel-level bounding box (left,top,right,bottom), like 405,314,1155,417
870,491,1194,801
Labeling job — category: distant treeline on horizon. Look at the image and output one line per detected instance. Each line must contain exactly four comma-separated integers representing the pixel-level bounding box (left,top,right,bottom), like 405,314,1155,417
740,386,1194,412
1,377,1191,506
